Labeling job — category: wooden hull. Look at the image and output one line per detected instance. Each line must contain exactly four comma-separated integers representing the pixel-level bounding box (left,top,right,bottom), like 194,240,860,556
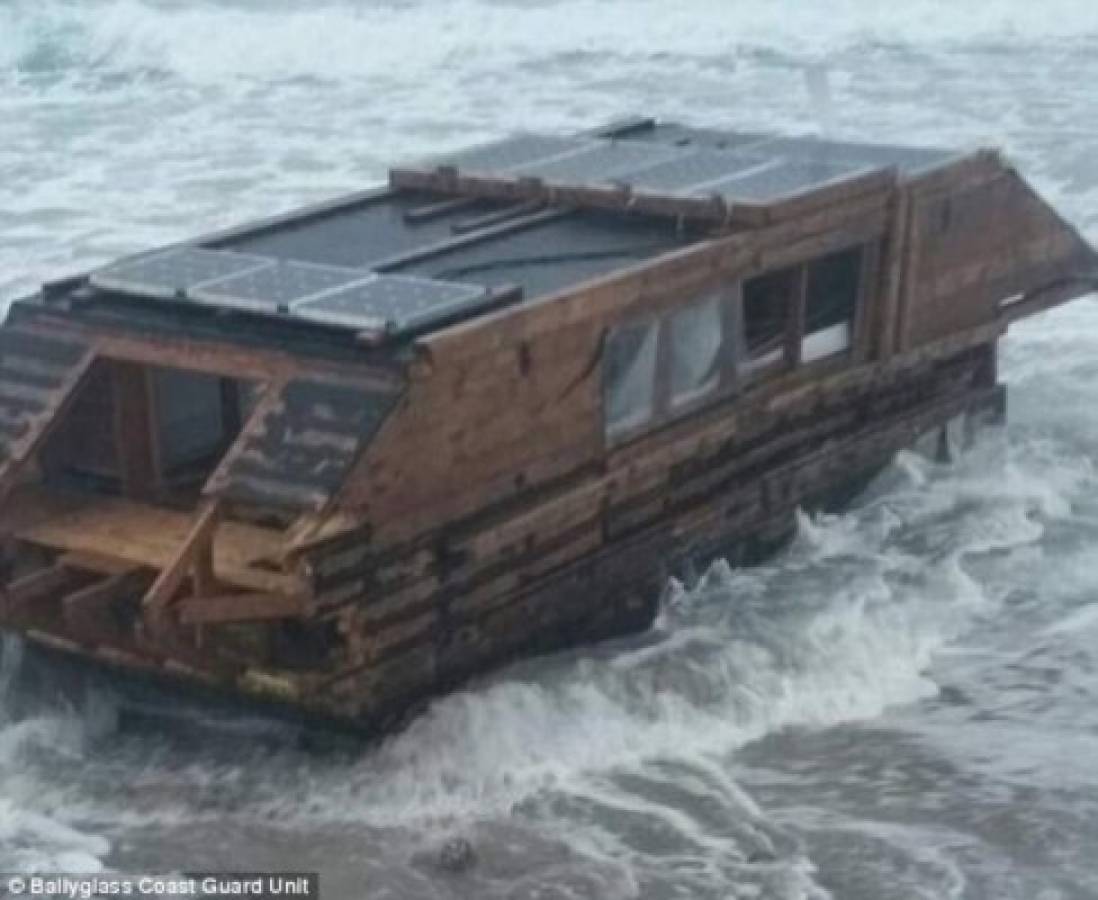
1,341,1004,736
0,632,367,746
297,343,1005,731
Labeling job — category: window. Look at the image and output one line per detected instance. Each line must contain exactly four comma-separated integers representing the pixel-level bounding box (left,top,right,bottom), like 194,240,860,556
669,293,723,407
803,247,862,363
601,242,868,443
604,319,659,437
741,267,796,374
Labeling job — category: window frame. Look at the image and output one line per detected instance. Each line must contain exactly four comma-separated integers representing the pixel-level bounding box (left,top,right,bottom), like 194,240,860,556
665,287,734,413
602,313,664,443
600,239,876,446
799,244,868,366
603,284,741,446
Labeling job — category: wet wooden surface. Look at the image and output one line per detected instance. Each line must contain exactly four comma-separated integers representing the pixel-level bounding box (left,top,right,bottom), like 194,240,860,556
1,484,291,593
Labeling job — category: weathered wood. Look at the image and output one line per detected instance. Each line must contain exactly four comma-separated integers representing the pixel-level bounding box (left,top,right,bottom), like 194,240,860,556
192,518,217,597
5,485,293,594
899,167,1095,348
785,266,808,367
142,498,222,616
306,340,997,707
905,150,1003,197
321,314,1005,576
58,550,144,576
62,569,145,638
205,375,399,513
2,564,74,615
852,236,883,364
10,316,400,390
178,591,308,625
0,332,99,500
755,209,888,275
112,361,161,499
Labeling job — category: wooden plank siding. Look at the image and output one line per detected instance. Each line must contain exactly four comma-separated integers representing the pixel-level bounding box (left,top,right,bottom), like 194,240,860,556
287,154,1098,724
334,185,895,545
302,343,1003,723
897,165,1097,350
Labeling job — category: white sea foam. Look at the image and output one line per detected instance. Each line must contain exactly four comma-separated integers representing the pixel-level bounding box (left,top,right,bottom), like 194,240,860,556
3,0,1098,86
0,713,110,873
249,435,1068,834
3,1,1098,894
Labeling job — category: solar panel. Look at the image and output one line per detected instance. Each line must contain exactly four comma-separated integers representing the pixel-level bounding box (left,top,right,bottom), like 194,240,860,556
90,247,272,300
703,158,872,203
738,136,956,174
292,274,490,334
623,149,776,194
428,133,592,173
512,140,680,184
189,260,376,313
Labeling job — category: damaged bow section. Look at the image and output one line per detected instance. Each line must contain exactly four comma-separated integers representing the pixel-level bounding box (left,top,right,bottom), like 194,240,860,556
0,118,1095,733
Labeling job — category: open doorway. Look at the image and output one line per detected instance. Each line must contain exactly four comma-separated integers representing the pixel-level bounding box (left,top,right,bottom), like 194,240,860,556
39,360,262,508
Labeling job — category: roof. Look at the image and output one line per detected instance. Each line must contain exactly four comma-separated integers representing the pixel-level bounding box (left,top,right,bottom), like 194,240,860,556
411,122,958,205
32,119,960,352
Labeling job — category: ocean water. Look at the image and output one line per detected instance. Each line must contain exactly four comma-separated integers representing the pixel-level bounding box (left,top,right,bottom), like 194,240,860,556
2,1,1098,897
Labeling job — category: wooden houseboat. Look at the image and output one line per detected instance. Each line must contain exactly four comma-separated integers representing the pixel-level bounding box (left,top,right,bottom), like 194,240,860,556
0,118,1095,732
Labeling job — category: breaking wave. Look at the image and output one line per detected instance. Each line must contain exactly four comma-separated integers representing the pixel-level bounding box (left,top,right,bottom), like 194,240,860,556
0,435,1080,900
0,429,1087,884
3,0,1098,894
284,434,1088,829
3,0,1098,88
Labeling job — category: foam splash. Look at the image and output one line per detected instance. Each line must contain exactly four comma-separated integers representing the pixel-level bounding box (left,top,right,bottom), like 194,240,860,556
0,712,110,873
3,2,1098,893
244,438,1067,833
3,0,1098,86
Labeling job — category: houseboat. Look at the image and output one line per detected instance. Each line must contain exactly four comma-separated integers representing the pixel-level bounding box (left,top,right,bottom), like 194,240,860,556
0,118,1094,732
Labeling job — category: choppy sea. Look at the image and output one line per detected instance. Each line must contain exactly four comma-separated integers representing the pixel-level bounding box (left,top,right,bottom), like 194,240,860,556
2,2,1098,897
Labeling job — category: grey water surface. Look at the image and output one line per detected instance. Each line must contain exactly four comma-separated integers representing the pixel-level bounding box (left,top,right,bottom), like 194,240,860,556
2,2,1098,897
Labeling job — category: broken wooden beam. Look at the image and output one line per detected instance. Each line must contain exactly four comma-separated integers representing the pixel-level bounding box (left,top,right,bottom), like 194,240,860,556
142,498,222,624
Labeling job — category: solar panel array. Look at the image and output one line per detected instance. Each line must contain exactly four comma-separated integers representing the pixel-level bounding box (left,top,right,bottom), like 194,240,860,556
87,129,959,339
293,274,490,332
404,130,959,205
702,158,867,201
90,247,489,336
428,133,590,173
742,136,953,175
189,260,375,313
510,140,680,184
89,247,271,300
619,151,774,193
